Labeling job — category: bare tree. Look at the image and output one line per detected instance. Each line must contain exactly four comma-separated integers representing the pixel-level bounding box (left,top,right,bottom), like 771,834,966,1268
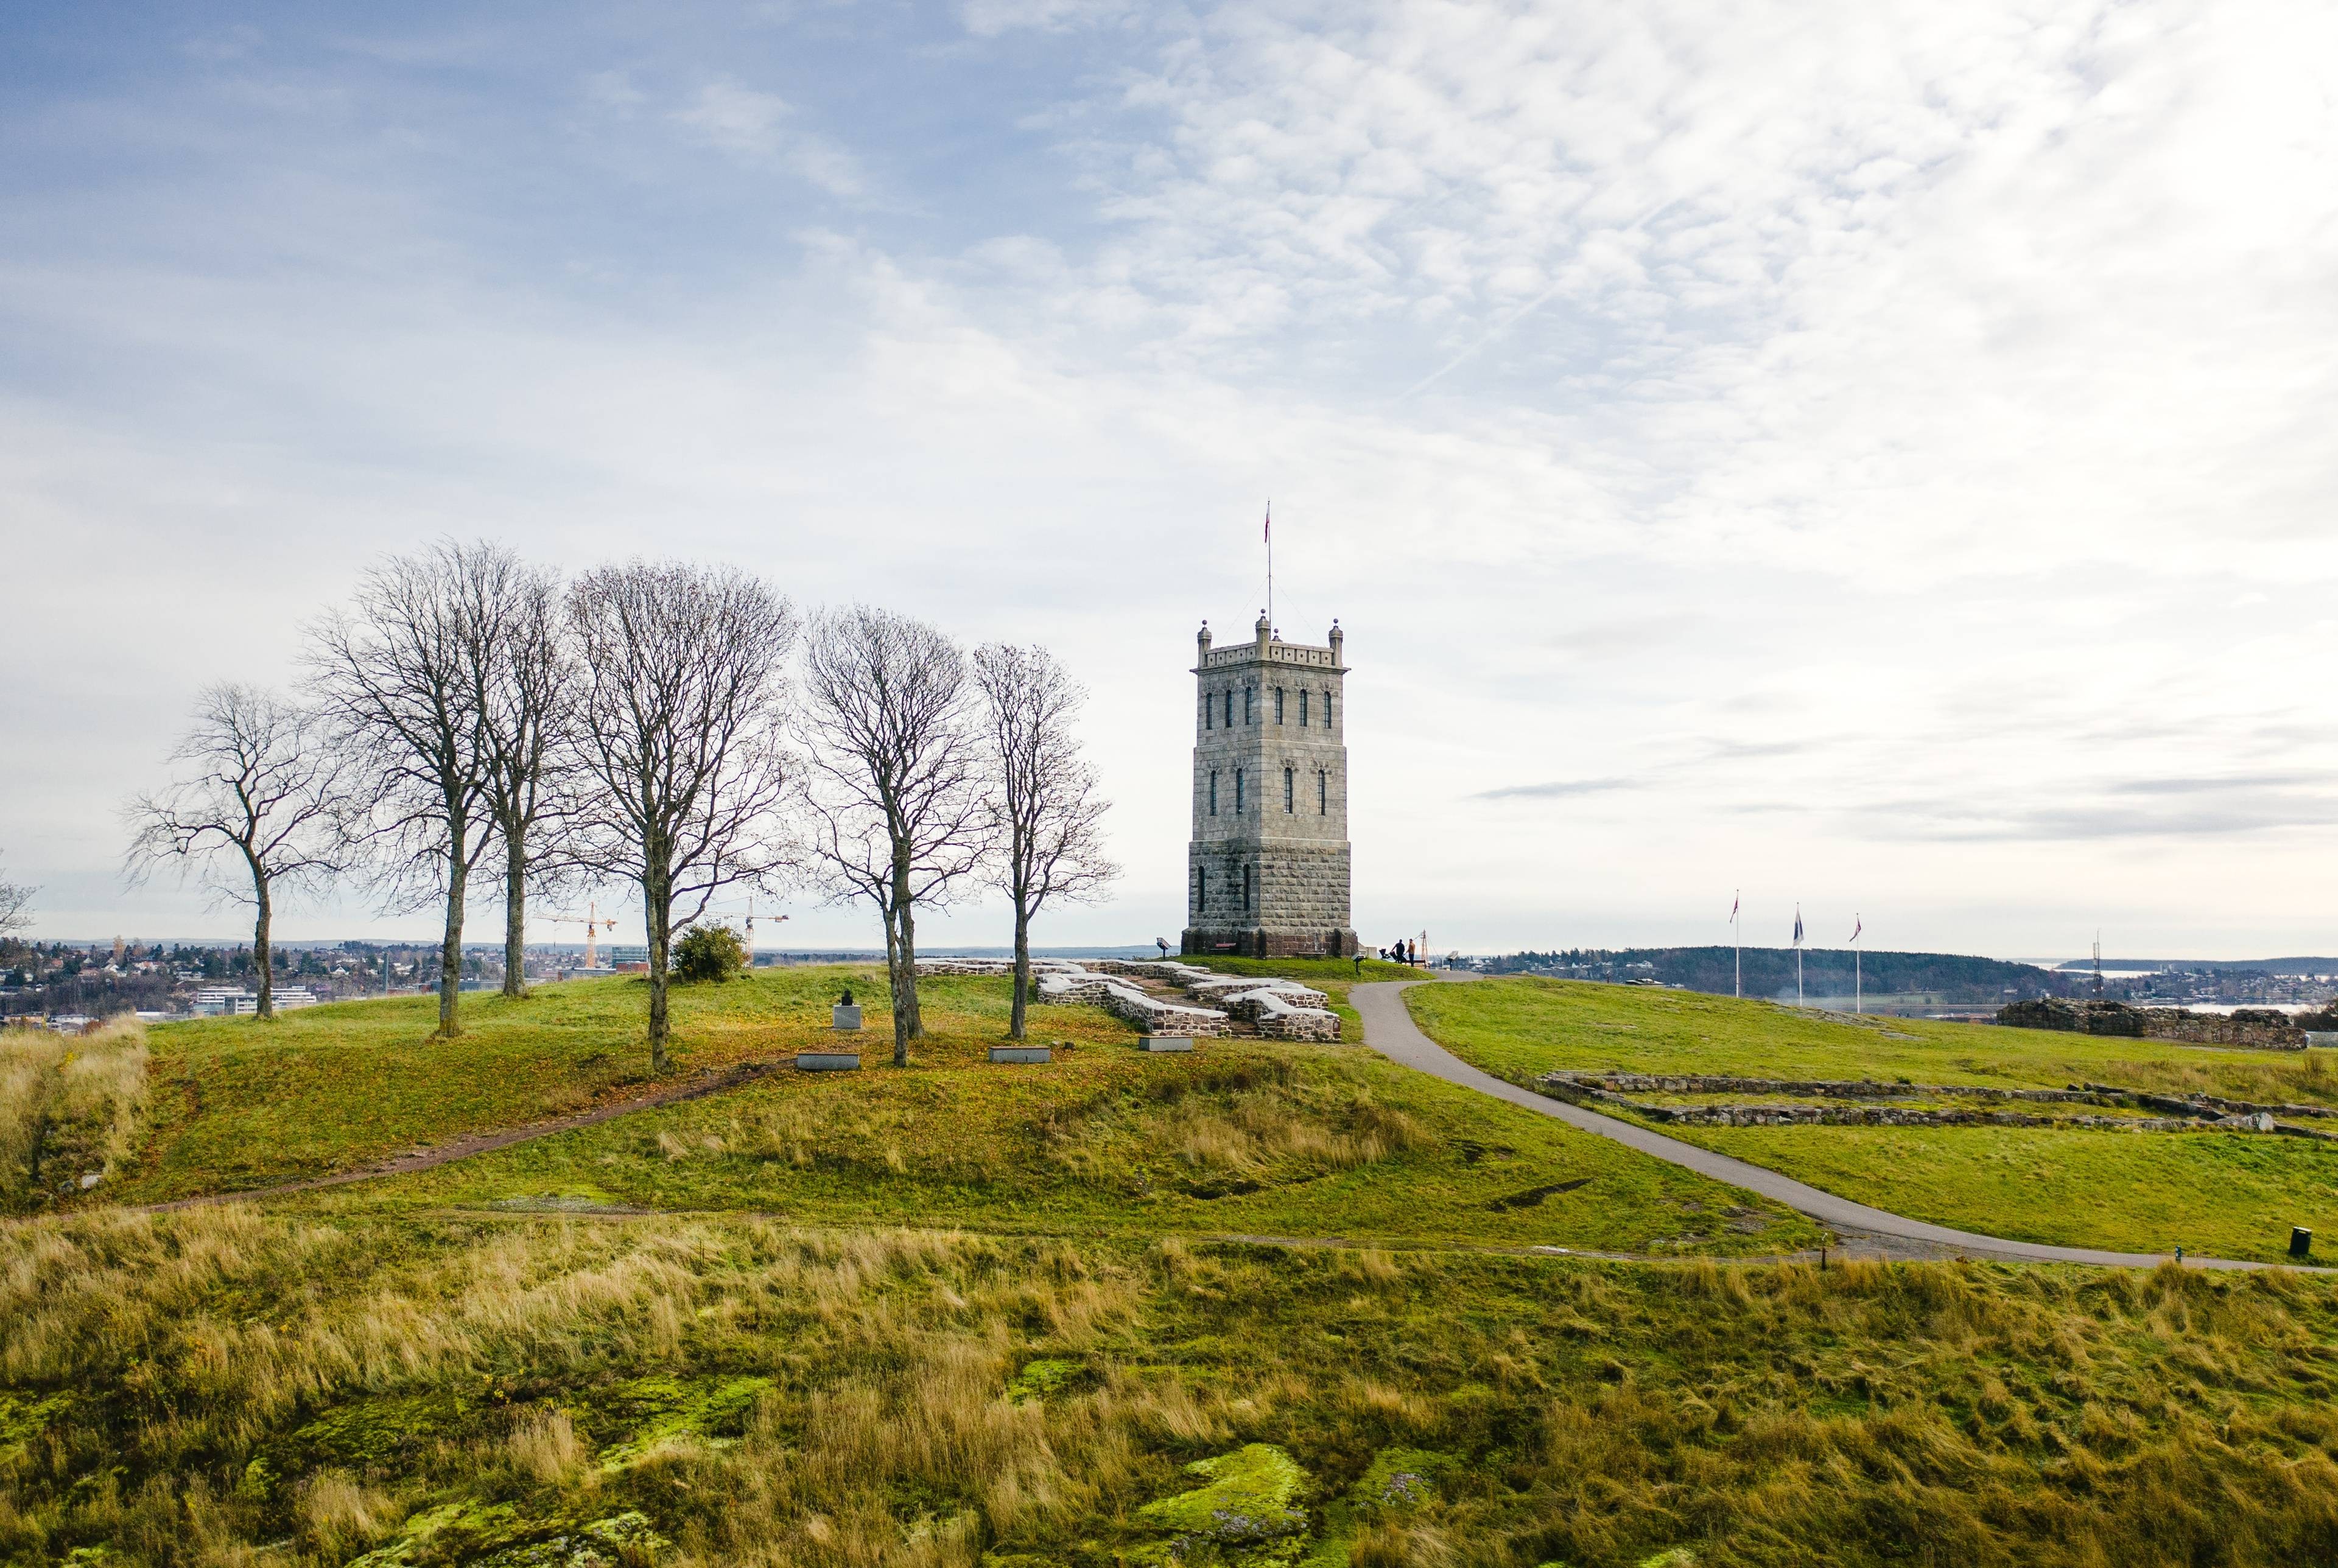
566,560,797,1071
122,685,350,1019
0,854,36,941
973,644,1119,1040
797,606,989,1067
307,545,495,1037
452,545,574,998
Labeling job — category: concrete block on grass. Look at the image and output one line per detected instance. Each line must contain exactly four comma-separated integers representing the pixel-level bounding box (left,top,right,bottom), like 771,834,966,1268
1139,1036,1195,1052
989,1046,1052,1064
797,1052,862,1072
832,1005,862,1031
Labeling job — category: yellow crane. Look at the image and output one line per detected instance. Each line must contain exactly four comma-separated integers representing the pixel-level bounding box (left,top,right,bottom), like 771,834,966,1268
540,902,619,970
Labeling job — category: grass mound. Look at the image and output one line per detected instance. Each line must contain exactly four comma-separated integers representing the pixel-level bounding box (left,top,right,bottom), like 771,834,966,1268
1411,979,2338,1262
4,1208,2336,1566
355,1027,1820,1255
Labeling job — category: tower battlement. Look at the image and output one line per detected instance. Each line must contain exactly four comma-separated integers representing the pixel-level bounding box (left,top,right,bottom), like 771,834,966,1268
1181,612,1358,959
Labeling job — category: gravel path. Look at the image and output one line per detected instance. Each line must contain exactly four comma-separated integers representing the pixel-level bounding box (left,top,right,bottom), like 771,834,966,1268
1352,979,2320,1272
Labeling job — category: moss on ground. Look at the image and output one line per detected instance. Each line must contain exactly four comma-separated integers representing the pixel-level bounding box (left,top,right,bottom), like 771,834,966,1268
5,1211,2338,1565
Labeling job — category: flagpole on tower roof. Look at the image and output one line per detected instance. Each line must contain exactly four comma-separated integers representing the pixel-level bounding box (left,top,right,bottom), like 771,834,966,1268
1265,501,1273,634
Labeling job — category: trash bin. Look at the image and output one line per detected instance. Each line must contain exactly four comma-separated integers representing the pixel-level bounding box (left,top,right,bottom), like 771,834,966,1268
2291,1227,2313,1259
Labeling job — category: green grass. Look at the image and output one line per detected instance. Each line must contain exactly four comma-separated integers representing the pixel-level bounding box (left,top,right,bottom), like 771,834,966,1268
115,967,1114,1204
1409,978,2338,1263
1406,976,2338,1102
342,1027,1820,1256
1677,1125,2338,1264
113,968,1823,1257
5,1208,2337,1566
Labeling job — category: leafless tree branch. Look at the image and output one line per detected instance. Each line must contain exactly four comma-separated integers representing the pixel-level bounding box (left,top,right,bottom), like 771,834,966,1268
304,544,497,1037
795,606,990,1066
121,685,356,1019
451,543,577,998
564,559,798,1071
973,643,1119,1038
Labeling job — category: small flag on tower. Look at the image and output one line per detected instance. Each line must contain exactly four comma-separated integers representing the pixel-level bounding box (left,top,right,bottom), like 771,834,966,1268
1264,502,1271,542
1793,907,1803,945
1850,917,1862,943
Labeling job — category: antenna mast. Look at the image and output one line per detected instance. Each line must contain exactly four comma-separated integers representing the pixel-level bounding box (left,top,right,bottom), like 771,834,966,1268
2092,933,2104,999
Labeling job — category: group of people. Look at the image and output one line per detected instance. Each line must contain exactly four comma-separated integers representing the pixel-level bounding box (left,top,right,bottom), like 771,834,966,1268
1372,939,1423,967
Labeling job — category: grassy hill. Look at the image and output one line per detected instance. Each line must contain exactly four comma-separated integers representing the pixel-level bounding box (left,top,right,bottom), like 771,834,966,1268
10,968,2338,1564
1408,978,2338,1263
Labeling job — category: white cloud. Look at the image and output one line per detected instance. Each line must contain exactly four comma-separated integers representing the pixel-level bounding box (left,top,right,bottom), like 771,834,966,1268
3,0,2336,961
672,79,867,197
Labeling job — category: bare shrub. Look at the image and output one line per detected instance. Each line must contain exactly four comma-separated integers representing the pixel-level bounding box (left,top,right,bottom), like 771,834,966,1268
298,1469,398,1556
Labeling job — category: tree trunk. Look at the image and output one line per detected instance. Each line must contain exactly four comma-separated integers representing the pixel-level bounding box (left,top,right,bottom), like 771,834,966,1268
501,829,527,998
891,843,924,1045
879,895,904,1065
893,900,917,1068
1009,898,1030,1041
644,870,672,1074
438,828,466,1038
253,885,275,1022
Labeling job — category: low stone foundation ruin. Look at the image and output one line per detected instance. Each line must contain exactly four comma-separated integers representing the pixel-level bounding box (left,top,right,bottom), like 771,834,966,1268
1995,998,2308,1049
911,956,1340,1041
1537,1070,2338,1141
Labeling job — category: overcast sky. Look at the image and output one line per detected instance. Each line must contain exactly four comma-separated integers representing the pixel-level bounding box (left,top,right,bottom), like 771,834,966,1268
4,0,2334,961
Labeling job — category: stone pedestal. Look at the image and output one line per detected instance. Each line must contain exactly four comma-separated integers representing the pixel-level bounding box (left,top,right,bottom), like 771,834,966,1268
989,1046,1051,1064
1139,1036,1195,1052
832,1004,862,1031
797,1052,861,1072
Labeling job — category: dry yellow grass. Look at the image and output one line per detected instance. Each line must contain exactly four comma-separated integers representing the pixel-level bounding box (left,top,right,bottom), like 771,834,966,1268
0,1017,147,1213
5,1204,2338,1565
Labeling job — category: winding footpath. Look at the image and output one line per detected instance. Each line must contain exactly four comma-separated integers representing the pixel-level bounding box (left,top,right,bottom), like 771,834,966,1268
1353,979,2317,1272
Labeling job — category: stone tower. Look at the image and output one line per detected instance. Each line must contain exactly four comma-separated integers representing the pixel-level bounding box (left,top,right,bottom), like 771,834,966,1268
1182,613,1358,958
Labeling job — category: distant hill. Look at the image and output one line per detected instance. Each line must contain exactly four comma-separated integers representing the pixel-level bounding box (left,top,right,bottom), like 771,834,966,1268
1483,945,2071,1003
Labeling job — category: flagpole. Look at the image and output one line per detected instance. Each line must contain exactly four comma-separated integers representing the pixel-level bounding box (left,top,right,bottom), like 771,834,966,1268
1732,891,1741,999
1854,917,1862,1015
1795,903,1803,1008
1265,500,1273,632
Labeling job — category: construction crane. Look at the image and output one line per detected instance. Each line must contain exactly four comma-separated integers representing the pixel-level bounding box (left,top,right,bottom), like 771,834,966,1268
541,901,620,970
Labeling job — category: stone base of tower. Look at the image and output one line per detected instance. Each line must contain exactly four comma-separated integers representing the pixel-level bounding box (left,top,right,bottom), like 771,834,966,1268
1181,927,1360,959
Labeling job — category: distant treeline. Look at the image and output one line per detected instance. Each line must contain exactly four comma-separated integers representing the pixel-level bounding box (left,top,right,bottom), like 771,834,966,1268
1483,946,2075,1003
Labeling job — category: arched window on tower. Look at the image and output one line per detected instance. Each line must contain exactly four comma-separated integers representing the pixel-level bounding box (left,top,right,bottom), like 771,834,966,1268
1283,767,1294,813
1300,690,1310,726
1196,866,1207,911
1275,688,1285,724
1322,690,1332,726
1244,686,1255,724
1235,769,1244,813
1318,770,1328,814
1204,690,1212,731
1243,864,1253,911
1224,690,1234,729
